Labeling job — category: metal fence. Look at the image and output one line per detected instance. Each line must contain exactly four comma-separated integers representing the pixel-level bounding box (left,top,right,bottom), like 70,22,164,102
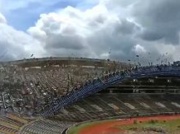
41,65,180,117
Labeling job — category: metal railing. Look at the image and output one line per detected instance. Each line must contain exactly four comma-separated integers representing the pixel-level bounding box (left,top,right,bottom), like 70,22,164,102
41,65,180,117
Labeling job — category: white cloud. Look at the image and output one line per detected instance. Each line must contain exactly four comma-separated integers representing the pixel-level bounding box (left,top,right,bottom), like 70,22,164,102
133,44,147,54
154,44,180,62
26,1,180,63
100,52,110,59
0,0,180,63
0,13,6,23
0,13,45,60
28,3,139,59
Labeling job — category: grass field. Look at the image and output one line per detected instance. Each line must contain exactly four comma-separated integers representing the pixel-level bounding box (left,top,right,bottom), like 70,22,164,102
68,120,111,134
120,119,180,134
67,115,180,134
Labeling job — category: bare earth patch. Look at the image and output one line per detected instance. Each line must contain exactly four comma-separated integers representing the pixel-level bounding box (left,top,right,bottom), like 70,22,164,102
68,115,180,134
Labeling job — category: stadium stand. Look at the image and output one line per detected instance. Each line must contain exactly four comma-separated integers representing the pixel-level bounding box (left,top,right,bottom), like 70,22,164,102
42,64,180,116
0,57,180,134
0,113,30,134
53,93,180,122
20,119,74,134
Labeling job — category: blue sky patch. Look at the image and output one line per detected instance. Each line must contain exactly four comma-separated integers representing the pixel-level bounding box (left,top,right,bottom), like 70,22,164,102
1,0,97,31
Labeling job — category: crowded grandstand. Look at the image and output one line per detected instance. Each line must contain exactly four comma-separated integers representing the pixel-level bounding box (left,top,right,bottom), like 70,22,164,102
0,57,179,133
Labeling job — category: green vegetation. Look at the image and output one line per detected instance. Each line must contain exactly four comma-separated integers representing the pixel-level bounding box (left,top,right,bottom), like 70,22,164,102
120,119,180,133
68,118,180,134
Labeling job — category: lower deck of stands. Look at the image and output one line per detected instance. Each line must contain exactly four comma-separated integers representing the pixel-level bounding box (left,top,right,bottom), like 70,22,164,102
20,119,74,134
54,93,180,122
18,93,180,134
0,113,30,134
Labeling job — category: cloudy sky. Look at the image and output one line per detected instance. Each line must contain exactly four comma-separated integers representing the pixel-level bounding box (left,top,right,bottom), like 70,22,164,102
0,0,180,64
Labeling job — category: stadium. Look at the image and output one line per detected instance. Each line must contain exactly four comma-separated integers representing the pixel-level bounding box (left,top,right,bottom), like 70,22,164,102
0,57,179,134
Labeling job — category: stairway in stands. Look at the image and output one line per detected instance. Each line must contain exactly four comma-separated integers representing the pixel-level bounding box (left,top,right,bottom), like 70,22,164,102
0,113,30,134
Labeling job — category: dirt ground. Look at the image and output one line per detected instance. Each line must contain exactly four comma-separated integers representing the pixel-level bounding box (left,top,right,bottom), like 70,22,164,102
79,115,180,134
